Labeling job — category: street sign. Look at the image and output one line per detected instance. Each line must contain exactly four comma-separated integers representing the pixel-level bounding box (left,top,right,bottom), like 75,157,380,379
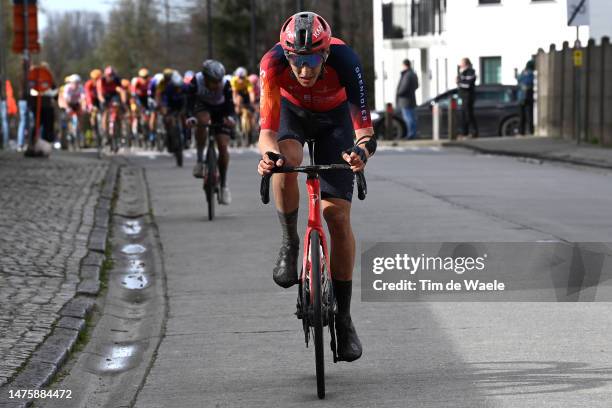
573,50,583,67
12,0,40,54
567,0,589,27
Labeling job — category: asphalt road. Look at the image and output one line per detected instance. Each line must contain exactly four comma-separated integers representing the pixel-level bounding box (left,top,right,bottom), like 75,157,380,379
127,146,612,408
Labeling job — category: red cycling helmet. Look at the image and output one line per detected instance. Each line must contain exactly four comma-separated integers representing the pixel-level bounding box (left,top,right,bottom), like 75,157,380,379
280,12,331,54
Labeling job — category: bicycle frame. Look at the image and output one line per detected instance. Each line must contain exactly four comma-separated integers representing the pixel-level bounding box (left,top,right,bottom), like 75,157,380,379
303,174,331,305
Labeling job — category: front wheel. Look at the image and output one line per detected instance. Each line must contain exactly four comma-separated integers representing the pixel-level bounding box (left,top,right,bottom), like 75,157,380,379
310,231,325,399
204,144,217,221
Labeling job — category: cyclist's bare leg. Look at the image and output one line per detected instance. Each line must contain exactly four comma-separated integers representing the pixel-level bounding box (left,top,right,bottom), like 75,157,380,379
195,111,210,163
273,139,303,212
215,133,230,187
322,199,354,281
321,197,361,361
149,110,157,145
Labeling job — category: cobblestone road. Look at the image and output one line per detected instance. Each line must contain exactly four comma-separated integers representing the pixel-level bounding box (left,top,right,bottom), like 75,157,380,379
0,152,107,386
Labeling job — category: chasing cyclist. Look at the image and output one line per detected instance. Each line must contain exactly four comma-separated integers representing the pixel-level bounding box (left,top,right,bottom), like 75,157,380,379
131,68,151,143
96,66,126,141
231,67,257,145
155,69,187,153
85,69,102,137
185,59,235,205
256,12,376,362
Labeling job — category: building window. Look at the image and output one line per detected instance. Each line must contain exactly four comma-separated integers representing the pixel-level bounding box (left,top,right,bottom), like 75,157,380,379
480,57,502,84
479,0,501,4
382,0,447,39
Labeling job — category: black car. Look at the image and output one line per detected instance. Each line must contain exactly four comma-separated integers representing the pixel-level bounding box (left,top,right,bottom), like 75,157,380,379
373,84,521,139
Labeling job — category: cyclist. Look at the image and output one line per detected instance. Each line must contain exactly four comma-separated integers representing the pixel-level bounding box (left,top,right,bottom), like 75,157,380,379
182,70,196,147
185,59,235,205
230,67,257,145
230,66,256,113
256,12,376,362
63,74,86,146
247,73,261,145
85,69,102,146
147,72,164,147
248,73,260,104
155,69,186,150
85,69,101,114
131,68,151,141
96,66,125,139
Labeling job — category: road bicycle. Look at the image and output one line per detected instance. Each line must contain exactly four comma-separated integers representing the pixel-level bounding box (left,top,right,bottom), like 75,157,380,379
260,140,366,399
164,109,184,167
200,123,225,221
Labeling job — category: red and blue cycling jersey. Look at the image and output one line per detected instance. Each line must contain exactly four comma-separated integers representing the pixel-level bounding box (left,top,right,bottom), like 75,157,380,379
258,37,372,133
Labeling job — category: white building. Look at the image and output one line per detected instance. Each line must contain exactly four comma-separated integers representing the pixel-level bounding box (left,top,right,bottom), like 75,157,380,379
372,0,611,111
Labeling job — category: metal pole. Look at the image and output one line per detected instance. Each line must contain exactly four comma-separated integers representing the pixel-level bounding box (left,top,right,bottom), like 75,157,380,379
250,0,256,72
23,0,32,149
207,0,212,59
297,0,304,12
575,27,581,145
164,0,170,67
0,0,6,149
0,0,6,101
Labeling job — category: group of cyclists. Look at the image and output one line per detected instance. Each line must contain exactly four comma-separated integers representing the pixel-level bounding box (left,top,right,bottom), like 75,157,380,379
58,11,375,366
56,64,261,158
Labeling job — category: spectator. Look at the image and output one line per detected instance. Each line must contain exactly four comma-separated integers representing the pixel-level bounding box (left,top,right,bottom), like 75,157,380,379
28,62,57,144
396,59,419,139
517,60,535,135
457,58,478,138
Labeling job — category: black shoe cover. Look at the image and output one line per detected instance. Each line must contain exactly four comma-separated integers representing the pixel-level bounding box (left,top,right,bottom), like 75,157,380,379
273,239,299,288
335,314,362,362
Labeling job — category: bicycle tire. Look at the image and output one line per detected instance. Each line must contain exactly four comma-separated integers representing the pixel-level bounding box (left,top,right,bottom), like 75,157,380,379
310,231,325,399
205,143,217,221
171,122,183,167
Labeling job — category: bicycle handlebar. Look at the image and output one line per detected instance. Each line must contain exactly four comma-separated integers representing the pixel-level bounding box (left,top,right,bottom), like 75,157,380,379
260,164,367,204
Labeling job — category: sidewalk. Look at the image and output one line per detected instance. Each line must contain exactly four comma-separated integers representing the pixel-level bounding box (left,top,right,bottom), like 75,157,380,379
0,151,116,405
442,135,612,169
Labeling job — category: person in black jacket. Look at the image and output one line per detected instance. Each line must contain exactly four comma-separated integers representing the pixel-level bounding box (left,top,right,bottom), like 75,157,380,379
517,60,535,135
396,59,419,139
457,58,478,138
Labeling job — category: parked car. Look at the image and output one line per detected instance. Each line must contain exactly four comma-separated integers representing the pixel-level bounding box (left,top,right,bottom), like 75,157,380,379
372,84,521,139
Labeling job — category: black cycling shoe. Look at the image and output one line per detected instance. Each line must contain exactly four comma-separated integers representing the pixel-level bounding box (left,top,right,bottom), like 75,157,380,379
335,314,362,362
273,239,299,288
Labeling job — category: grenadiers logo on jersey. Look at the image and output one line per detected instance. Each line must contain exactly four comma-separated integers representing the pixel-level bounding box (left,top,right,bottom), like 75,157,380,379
354,66,368,123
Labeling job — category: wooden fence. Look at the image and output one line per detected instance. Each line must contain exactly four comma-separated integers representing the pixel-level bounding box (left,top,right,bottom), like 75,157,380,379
536,37,612,146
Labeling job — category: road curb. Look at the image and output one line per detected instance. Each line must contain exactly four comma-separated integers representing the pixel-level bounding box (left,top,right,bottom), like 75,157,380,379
0,162,119,408
443,141,612,170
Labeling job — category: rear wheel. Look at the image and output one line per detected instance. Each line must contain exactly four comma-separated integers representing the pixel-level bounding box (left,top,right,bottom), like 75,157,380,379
310,231,325,399
170,118,183,167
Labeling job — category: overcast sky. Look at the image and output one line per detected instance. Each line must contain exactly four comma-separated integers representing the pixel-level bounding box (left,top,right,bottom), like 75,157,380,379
39,0,114,30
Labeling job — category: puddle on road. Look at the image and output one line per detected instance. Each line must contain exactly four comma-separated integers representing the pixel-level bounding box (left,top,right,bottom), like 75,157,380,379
121,244,146,255
99,344,138,373
122,220,142,235
121,273,149,290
